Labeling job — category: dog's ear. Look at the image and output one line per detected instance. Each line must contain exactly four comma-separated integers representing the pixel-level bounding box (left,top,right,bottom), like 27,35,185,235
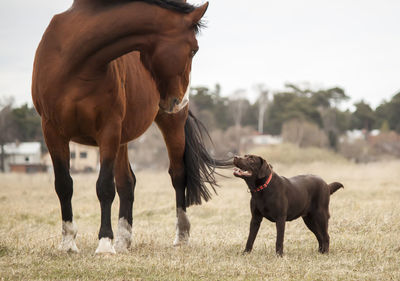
258,158,269,179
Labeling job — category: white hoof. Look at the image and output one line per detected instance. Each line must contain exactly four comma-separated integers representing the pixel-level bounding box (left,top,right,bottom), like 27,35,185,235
95,238,116,254
173,208,190,246
58,221,79,253
173,229,190,246
114,218,132,253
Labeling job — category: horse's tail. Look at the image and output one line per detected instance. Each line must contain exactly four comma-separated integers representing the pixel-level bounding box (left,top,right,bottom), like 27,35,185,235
184,110,232,206
329,182,344,195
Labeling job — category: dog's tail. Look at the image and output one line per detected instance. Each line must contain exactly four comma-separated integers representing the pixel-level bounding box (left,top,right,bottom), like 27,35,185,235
329,182,344,195
184,110,232,206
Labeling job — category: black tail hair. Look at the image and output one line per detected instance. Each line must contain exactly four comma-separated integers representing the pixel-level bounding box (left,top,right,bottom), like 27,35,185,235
329,182,344,195
184,110,232,206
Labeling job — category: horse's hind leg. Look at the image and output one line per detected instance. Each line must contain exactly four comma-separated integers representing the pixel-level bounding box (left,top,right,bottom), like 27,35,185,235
42,121,78,252
95,123,121,254
156,109,190,246
114,144,135,253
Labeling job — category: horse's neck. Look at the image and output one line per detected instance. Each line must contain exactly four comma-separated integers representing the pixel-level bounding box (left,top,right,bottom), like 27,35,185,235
67,2,167,71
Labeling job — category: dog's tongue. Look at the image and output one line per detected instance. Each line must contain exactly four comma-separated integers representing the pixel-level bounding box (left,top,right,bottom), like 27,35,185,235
233,167,252,177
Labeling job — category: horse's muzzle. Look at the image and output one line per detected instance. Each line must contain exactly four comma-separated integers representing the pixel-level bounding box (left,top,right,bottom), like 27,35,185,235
161,84,190,114
169,95,189,113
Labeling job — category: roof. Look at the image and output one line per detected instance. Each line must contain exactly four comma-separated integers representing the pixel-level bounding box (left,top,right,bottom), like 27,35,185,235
4,142,41,155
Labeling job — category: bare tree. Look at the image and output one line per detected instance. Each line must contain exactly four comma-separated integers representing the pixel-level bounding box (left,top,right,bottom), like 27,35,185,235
228,89,248,153
254,84,269,134
229,89,248,128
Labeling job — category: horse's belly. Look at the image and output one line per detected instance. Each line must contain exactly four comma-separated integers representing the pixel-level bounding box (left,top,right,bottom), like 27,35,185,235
120,96,160,143
118,53,161,143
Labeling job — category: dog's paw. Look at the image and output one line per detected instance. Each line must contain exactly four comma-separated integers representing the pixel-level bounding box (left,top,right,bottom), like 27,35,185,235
242,249,251,255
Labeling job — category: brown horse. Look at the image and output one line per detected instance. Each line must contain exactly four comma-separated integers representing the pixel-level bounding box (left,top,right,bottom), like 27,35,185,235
32,0,228,254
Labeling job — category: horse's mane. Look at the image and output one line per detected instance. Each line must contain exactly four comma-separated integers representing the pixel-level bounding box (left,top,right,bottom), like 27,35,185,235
131,0,196,14
122,0,205,32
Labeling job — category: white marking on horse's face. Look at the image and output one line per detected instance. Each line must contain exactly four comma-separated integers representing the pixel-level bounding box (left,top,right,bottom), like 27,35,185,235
114,218,132,253
95,237,116,254
170,75,191,114
58,221,79,253
173,207,191,246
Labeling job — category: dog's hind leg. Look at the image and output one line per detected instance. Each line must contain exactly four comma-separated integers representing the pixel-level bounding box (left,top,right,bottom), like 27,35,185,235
303,214,325,253
314,191,331,253
314,210,330,253
114,144,135,253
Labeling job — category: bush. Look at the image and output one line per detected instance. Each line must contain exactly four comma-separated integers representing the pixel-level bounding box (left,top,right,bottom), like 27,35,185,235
210,126,257,157
281,119,329,148
369,131,400,157
249,143,347,165
338,131,400,162
338,139,372,163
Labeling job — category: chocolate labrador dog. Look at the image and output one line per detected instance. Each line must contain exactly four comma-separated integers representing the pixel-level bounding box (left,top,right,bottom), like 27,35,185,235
233,155,343,256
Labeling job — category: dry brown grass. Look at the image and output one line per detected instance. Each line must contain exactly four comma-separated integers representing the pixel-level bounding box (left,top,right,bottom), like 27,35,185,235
1,161,400,280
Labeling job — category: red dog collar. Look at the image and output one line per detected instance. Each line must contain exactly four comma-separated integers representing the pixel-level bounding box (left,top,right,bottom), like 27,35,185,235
253,173,273,192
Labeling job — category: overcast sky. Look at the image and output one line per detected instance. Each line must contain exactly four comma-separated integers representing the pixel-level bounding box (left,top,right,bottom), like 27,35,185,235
0,0,399,108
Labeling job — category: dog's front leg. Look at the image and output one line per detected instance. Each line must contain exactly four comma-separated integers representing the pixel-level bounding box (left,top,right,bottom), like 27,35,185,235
275,217,286,257
243,213,262,254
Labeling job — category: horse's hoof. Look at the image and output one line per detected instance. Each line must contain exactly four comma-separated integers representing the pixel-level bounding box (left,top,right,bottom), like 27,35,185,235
58,240,80,253
114,243,129,253
173,208,190,246
114,238,129,253
114,218,132,253
173,230,190,246
59,221,79,253
95,238,116,254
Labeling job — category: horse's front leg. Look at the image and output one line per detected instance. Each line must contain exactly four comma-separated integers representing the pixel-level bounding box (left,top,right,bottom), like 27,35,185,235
156,109,190,246
113,144,135,253
94,122,121,254
42,121,79,252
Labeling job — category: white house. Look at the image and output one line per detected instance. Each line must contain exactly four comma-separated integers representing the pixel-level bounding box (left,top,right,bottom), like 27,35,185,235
41,142,99,173
3,142,44,172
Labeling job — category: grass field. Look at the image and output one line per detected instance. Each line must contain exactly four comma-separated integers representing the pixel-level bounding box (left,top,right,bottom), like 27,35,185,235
1,161,400,280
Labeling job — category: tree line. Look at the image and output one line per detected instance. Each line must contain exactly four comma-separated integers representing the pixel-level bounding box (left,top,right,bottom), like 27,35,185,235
189,83,400,149
0,83,399,163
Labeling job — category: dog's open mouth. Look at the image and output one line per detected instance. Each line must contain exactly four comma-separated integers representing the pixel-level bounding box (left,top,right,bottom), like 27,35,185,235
233,167,252,177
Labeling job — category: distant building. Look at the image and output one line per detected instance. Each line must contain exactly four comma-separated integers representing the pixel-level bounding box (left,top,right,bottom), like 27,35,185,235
42,142,99,173
340,129,381,144
239,134,283,153
245,134,283,146
69,142,99,172
3,142,46,173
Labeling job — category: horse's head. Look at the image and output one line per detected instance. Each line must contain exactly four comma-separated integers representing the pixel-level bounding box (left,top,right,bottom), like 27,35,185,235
141,2,208,113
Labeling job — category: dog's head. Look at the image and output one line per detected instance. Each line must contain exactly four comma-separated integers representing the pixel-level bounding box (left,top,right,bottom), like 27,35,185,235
233,155,272,180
